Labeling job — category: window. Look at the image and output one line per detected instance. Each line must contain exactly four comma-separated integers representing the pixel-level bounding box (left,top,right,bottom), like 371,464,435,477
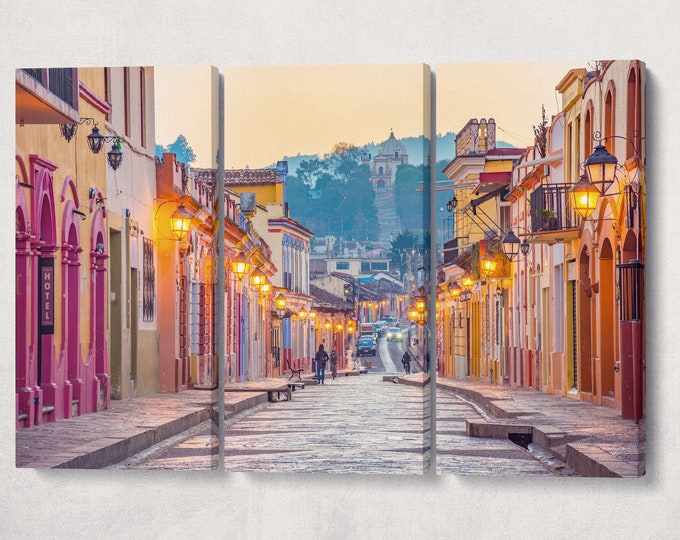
104,68,111,122
123,67,130,137
335,261,349,270
584,102,594,160
143,238,155,321
626,64,642,160
371,262,388,271
139,68,146,148
604,85,616,155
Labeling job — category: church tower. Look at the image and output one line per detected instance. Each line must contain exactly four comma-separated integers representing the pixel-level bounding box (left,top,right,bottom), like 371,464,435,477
361,131,408,246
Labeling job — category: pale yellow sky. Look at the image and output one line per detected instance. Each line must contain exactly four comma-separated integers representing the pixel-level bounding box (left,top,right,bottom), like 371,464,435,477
437,61,589,149
224,64,429,169
154,62,589,171
154,65,218,169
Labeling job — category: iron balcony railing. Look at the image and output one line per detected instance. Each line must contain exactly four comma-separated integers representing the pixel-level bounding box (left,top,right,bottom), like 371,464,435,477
20,67,78,110
530,183,579,233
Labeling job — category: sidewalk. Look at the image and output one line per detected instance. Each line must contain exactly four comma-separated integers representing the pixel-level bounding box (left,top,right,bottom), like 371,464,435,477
435,378,645,478
16,390,217,469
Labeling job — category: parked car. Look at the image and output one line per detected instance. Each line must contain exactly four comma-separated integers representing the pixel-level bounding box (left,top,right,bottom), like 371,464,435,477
356,336,377,356
373,321,387,337
386,327,403,342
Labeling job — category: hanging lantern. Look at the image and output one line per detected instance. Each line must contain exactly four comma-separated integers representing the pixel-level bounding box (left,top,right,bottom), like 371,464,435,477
584,144,618,195
250,268,266,290
481,251,498,278
274,294,286,312
448,281,462,299
107,138,123,170
259,281,271,295
170,205,192,241
501,229,521,261
231,252,250,280
461,270,475,291
570,174,600,219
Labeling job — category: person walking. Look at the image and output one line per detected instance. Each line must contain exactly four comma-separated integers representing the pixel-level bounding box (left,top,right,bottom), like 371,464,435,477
315,344,329,384
330,349,338,380
401,350,411,375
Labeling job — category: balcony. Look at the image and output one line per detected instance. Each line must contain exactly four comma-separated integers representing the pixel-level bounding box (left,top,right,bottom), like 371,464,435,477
16,68,79,125
528,183,580,244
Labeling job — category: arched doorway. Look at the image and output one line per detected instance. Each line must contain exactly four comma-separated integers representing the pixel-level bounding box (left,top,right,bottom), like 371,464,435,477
16,161,34,427
31,155,60,423
90,205,110,412
61,177,83,418
599,238,616,402
578,246,593,395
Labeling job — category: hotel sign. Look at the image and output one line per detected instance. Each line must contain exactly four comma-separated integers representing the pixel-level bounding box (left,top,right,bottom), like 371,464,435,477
39,258,54,334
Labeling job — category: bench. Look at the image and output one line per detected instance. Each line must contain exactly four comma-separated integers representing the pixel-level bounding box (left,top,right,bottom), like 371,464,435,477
286,381,305,392
225,383,292,402
285,360,304,381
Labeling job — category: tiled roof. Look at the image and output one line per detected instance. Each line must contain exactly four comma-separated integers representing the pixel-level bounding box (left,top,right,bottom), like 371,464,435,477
309,284,353,311
224,169,279,184
190,168,281,185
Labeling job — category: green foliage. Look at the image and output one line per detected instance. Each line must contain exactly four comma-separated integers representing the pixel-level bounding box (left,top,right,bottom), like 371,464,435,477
156,134,196,164
286,143,378,240
390,231,421,278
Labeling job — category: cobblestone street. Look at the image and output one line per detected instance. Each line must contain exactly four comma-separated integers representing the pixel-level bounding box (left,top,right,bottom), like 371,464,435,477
436,390,571,476
224,373,431,474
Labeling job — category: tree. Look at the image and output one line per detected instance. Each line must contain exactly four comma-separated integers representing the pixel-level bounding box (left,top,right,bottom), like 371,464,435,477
325,142,364,184
533,105,548,158
390,231,420,279
161,134,196,164
296,158,328,188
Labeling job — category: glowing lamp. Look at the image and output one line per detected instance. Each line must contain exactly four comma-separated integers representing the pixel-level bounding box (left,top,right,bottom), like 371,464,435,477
570,175,600,219
170,206,192,241
461,271,475,291
250,268,266,290
481,251,498,278
231,252,250,280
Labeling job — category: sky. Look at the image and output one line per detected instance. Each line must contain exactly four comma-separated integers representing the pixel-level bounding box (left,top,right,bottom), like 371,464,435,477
154,65,218,169
154,62,588,171
436,61,590,150
224,64,429,169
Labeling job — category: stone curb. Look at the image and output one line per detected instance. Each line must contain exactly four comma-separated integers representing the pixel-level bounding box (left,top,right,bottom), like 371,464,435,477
22,407,212,469
438,380,642,478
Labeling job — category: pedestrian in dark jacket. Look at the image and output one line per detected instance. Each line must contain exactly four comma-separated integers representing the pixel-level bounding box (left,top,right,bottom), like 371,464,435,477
401,351,411,374
330,349,338,380
315,344,329,384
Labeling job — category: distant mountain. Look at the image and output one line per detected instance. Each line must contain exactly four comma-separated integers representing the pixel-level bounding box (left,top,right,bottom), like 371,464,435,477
268,132,516,176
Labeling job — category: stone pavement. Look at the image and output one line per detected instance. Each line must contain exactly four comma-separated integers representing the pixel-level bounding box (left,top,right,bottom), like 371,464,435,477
15,390,217,469
436,378,645,477
224,373,431,474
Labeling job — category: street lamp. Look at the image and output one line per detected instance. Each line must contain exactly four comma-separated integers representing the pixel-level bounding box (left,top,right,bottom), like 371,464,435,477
448,280,462,300
170,205,192,241
461,270,475,291
297,307,307,320
584,144,618,195
274,294,287,319
446,195,458,213
570,174,600,219
250,267,266,291
501,229,531,261
480,251,498,278
231,252,250,281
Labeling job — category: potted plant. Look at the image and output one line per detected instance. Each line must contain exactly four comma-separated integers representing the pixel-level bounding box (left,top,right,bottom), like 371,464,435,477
542,208,558,230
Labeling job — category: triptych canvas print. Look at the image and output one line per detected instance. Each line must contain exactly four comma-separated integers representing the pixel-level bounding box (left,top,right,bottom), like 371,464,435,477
15,61,646,477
